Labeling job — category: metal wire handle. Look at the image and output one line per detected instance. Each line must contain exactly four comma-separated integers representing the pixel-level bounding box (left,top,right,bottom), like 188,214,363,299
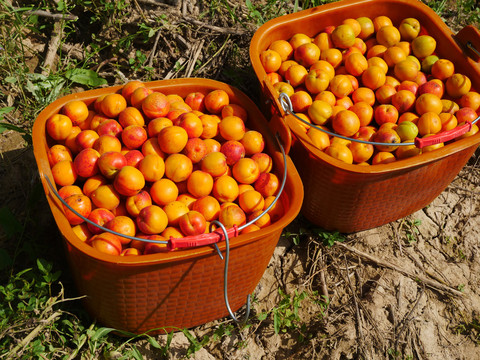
278,92,479,149
211,220,251,324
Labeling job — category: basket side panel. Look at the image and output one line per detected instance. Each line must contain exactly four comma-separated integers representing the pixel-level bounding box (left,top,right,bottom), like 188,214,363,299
292,141,478,233
65,228,280,334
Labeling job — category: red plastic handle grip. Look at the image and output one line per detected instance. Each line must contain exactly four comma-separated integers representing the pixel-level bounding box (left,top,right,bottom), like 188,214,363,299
167,226,238,250
414,122,472,149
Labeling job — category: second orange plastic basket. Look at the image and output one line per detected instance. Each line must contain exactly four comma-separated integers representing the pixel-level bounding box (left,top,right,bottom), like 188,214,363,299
250,0,480,233
32,78,304,334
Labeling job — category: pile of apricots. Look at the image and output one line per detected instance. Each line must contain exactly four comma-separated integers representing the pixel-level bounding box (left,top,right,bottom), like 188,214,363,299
260,15,479,165
45,81,284,256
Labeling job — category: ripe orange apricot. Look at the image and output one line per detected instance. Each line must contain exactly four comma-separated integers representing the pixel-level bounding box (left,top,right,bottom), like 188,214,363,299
204,89,229,114
125,190,152,217
372,15,393,32
415,93,443,115
212,175,239,203
52,160,77,186
136,205,169,234
240,130,265,156
121,80,145,105
284,64,308,88
324,143,353,164
91,184,121,211
48,144,73,167
260,49,282,73
114,165,145,197
294,42,321,67
232,158,260,185
350,101,374,127
138,154,165,182
268,39,294,61
101,93,127,118
320,48,343,68
158,125,189,154
376,25,401,47
332,109,361,137
199,114,219,139
349,141,374,163
458,91,480,111
218,115,246,141
46,114,73,141
307,127,330,150
331,24,356,49
361,66,386,90
164,153,193,183
201,151,228,177
219,204,246,228
187,170,214,198
150,178,178,206
290,90,313,113
446,73,472,98
289,33,312,50
344,52,368,77
356,16,375,40
238,190,265,214
313,32,333,52
330,74,354,98
63,194,92,225
192,195,221,221
130,87,153,110
62,100,89,126
371,151,396,165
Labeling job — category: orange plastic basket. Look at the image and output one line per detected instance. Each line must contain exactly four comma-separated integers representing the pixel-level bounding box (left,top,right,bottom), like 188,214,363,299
250,0,480,233
32,78,304,334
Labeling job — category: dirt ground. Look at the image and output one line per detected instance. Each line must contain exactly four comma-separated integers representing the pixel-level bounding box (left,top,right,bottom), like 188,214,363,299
2,0,480,359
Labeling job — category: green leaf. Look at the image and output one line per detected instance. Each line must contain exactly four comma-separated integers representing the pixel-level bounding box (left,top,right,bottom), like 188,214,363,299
146,335,162,349
257,312,268,321
91,327,116,341
64,69,107,87
37,258,52,275
130,347,144,360
273,310,280,334
0,121,26,134
0,107,14,116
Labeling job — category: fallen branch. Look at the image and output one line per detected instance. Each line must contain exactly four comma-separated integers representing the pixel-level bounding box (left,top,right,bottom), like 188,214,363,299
185,39,205,77
343,255,369,359
336,242,464,297
7,311,62,359
42,20,63,75
13,7,78,20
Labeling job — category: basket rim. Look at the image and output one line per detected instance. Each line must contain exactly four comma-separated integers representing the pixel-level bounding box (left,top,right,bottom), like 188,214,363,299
32,78,304,265
286,113,480,174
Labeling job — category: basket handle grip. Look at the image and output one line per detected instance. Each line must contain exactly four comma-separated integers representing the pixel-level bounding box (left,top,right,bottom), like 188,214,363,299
415,121,472,148
454,25,480,64
167,226,238,250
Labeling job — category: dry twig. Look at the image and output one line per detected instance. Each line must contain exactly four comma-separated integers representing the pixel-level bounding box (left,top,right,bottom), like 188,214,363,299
336,242,464,297
343,255,369,359
13,8,78,20
42,20,63,75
